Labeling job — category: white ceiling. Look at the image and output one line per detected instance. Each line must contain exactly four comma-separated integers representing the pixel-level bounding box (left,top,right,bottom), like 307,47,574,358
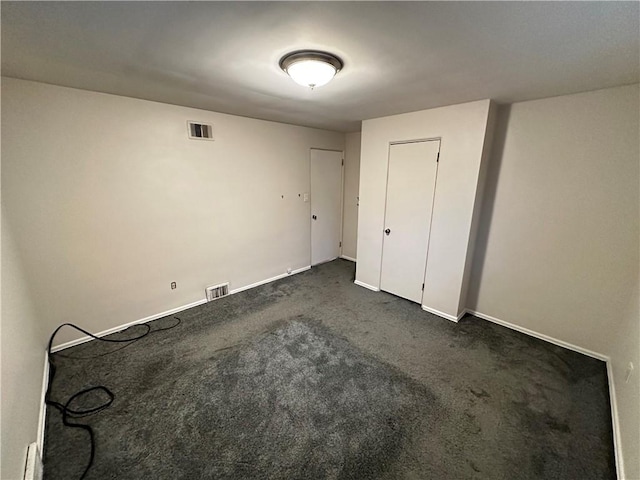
2,2,638,132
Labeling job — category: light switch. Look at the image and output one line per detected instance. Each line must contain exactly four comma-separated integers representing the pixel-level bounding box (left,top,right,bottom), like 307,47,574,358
303,193,309,202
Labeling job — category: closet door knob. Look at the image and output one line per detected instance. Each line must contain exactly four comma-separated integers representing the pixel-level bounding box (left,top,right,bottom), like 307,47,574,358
312,215,317,220
385,228,391,235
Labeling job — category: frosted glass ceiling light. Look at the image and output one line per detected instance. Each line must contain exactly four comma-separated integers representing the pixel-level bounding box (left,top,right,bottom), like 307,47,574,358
280,50,343,89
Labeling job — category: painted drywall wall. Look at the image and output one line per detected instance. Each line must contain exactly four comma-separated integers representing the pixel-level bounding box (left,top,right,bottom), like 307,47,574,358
457,103,498,314
469,84,639,355
1,78,344,346
468,84,639,478
356,100,493,318
1,209,47,480
342,132,361,260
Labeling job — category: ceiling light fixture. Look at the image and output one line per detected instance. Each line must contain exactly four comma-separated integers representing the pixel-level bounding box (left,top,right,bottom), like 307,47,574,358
279,50,343,89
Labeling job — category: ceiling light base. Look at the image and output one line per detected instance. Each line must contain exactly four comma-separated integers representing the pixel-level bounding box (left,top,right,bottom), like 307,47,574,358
280,50,343,89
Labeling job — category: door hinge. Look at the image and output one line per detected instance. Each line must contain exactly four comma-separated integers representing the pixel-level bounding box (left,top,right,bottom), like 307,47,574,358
422,283,425,291
436,152,440,162
339,241,342,247
342,159,344,166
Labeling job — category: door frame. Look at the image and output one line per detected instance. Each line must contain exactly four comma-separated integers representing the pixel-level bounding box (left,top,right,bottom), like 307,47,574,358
309,148,345,266
378,137,441,302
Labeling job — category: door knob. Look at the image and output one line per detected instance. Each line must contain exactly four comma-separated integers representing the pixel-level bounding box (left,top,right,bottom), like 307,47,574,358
312,215,317,220
385,228,391,235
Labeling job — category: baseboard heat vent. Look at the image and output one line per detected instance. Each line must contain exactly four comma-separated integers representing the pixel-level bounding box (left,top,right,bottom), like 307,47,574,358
205,282,229,301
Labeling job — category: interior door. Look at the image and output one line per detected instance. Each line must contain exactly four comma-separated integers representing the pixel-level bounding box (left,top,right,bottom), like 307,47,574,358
380,140,439,303
310,149,343,266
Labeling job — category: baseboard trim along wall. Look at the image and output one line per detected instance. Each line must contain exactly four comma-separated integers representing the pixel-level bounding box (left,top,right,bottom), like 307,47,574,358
37,352,49,456
465,309,608,361
23,442,43,480
50,298,208,353
421,305,466,323
51,266,312,352
606,361,625,480
340,255,357,262
229,266,311,295
353,280,380,291
351,286,612,362
464,309,623,480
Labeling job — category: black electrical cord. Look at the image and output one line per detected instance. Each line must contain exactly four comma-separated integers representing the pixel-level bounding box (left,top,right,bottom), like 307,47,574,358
45,317,181,479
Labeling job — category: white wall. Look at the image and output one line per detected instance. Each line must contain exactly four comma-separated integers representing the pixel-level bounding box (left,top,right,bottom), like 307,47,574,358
1,209,47,480
1,78,344,346
469,85,639,355
356,100,493,318
342,132,361,260
468,84,639,478
458,104,498,314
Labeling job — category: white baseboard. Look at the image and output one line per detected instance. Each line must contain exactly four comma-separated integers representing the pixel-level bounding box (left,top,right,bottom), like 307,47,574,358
51,298,208,352
465,308,622,479
354,280,379,292
421,305,465,322
36,352,49,456
230,266,310,295
340,255,356,262
465,309,608,361
24,442,43,480
606,361,624,480
51,266,313,352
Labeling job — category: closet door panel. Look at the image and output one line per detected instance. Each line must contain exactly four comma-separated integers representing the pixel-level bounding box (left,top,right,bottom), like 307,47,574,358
380,140,439,303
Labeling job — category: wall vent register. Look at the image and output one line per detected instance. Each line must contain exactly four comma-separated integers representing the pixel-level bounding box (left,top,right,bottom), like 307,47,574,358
188,121,214,140
205,282,229,301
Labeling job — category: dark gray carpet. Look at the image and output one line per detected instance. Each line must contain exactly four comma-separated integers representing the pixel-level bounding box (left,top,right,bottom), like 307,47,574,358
44,259,615,479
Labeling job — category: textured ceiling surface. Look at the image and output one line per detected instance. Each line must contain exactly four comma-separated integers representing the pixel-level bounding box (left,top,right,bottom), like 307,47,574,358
2,2,639,132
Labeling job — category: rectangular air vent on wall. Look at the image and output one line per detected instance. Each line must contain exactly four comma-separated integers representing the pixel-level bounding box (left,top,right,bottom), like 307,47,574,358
205,282,229,301
188,121,214,140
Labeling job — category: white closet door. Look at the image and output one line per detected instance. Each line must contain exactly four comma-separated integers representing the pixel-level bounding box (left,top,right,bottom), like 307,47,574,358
380,140,439,303
310,149,343,266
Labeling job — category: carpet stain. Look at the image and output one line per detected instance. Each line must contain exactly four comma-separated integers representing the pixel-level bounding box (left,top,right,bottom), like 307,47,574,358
176,320,436,479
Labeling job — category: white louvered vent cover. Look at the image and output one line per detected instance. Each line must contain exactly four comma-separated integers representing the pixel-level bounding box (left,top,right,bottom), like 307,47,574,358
188,121,214,140
205,282,229,301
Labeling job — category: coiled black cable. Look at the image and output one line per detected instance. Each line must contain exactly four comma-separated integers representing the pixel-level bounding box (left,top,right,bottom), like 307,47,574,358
45,318,181,479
